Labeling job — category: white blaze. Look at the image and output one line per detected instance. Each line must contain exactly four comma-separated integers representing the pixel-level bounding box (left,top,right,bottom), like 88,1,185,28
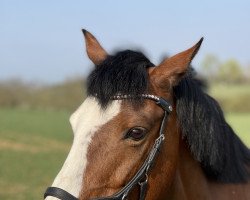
45,97,121,200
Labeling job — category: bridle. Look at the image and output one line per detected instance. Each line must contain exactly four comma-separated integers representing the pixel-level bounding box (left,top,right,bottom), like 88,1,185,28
44,94,172,200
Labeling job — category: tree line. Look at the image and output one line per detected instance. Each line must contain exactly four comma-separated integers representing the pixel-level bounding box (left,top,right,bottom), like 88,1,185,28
201,54,250,83
0,78,86,111
0,55,249,111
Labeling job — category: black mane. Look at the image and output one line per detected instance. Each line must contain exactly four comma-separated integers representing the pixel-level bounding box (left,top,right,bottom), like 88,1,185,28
87,50,250,183
87,50,154,108
174,70,250,183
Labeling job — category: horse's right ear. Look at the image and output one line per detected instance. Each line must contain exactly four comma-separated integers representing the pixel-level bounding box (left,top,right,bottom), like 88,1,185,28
150,38,203,87
82,29,108,65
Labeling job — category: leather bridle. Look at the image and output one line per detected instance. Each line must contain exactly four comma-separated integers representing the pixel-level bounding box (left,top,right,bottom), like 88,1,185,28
44,94,172,200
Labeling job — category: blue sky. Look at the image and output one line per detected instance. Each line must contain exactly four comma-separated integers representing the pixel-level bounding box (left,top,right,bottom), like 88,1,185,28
1,0,250,83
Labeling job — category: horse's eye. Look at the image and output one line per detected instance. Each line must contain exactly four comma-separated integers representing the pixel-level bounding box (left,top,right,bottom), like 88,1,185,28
126,127,147,141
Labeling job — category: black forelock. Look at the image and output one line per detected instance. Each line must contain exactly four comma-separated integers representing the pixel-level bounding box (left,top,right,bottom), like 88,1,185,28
174,69,250,183
87,50,155,108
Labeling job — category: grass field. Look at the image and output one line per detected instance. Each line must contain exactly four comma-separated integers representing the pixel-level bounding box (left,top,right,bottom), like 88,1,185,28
0,108,72,200
0,108,249,200
209,83,250,112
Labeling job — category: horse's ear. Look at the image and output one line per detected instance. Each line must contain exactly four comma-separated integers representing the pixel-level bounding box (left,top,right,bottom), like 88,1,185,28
82,29,108,65
150,38,203,87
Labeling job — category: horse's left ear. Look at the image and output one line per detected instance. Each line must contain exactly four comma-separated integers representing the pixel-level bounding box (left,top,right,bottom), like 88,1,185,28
150,38,203,87
82,29,108,65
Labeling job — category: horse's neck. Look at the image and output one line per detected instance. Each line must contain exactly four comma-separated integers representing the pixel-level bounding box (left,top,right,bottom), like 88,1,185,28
171,140,250,200
169,140,212,200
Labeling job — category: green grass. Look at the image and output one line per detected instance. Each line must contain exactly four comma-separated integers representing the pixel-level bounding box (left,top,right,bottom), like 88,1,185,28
226,113,250,146
0,108,73,142
0,108,72,200
0,108,249,199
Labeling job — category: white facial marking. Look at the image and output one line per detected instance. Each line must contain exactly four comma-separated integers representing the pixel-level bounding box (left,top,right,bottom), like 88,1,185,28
45,97,121,200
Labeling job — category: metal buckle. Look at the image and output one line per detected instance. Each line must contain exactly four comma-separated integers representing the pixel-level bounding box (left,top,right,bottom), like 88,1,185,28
138,174,148,186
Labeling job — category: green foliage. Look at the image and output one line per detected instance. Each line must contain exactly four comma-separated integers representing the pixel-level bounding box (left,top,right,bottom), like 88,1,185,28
201,54,220,79
0,79,33,107
217,59,244,83
200,55,250,112
201,54,249,84
0,78,86,111
31,79,86,111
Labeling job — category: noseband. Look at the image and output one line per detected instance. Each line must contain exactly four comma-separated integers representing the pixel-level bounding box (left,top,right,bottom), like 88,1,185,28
44,94,172,200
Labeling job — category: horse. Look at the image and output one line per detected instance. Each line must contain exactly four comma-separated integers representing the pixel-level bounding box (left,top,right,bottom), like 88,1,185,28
44,30,250,200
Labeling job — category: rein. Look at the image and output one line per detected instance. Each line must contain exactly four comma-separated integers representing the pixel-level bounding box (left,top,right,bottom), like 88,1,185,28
44,94,172,200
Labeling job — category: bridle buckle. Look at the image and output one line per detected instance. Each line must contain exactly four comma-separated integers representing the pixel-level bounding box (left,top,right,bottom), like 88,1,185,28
138,174,148,186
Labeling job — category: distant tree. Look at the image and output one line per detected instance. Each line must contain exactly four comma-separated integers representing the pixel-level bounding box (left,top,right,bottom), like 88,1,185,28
245,64,250,82
0,79,33,107
201,54,220,80
217,59,244,83
0,77,86,110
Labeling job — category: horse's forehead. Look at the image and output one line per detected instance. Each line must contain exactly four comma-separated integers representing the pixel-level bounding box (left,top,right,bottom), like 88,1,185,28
70,97,121,135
